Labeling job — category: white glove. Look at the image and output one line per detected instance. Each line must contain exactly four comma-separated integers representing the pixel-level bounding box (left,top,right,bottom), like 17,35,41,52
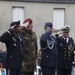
56,31,62,37
10,24,16,29
22,22,29,28
57,31,62,35
7,24,17,34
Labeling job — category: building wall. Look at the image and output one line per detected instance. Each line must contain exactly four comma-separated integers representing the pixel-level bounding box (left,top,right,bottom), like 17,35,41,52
0,1,75,49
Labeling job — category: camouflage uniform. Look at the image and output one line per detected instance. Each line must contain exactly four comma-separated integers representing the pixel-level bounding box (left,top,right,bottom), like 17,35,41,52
21,27,37,72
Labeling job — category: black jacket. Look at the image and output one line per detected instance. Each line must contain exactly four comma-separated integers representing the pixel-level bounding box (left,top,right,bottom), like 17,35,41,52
0,31,23,70
56,36,74,69
40,32,57,68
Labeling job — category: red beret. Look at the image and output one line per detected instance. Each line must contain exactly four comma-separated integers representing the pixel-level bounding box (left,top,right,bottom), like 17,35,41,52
23,18,32,24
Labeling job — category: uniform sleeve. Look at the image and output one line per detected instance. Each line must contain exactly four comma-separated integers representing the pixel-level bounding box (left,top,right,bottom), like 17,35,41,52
41,32,50,41
40,32,50,49
34,32,38,59
70,38,74,64
0,31,10,43
35,41,38,59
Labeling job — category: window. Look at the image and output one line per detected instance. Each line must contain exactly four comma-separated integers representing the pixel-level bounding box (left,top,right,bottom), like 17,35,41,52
12,7,24,25
53,8,65,30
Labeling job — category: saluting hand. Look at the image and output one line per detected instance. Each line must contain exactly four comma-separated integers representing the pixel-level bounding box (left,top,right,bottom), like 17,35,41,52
10,24,16,29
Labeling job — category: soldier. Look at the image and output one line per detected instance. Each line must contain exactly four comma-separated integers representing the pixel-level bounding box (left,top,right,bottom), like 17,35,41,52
40,22,57,75
56,25,74,75
21,18,37,75
0,21,23,75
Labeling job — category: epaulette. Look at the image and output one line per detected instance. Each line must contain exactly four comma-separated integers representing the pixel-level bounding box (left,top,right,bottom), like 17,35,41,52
6,30,11,35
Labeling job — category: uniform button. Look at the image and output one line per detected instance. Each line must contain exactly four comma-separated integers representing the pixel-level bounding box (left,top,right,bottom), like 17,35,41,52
64,54,66,56
68,52,70,54
46,56,48,58
10,56,12,58
64,51,66,53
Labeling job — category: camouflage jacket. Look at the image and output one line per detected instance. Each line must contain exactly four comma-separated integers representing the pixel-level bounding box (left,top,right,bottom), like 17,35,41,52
21,27,37,72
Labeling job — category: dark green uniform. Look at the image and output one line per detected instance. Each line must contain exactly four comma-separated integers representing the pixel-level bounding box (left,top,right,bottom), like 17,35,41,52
21,27,37,73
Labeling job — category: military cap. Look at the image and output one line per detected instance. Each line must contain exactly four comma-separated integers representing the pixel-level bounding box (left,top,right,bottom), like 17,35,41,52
22,18,33,27
44,22,53,29
61,25,70,32
10,20,20,27
23,18,32,24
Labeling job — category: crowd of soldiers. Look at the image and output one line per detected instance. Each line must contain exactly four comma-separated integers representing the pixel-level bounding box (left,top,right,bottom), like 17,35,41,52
0,18,75,75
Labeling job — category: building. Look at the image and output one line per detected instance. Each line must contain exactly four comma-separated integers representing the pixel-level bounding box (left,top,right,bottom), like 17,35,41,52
0,0,75,48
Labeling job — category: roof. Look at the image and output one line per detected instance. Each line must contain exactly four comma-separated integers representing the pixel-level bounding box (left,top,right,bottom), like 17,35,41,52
1,0,75,4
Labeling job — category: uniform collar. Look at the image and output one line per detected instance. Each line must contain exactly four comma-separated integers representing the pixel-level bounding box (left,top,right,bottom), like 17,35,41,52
62,36,69,43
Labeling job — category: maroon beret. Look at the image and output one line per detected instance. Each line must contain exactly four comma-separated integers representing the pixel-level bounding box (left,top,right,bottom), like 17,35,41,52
23,18,32,24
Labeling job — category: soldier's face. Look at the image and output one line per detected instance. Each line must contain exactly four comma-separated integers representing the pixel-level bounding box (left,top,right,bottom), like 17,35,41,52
14,25,22,33
63,31,69,38
45,27,53,34
27,23,33,31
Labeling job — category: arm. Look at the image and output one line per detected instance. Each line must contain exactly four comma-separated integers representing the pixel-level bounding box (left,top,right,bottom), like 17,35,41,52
41,32,50,41
70,38,74,65
55,31,62,38
0,24,17,43
40,32,50,49
0,27,14,43
0,31,11,43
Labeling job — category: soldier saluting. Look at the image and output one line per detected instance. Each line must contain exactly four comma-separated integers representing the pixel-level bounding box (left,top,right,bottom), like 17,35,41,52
21,18,37,75
40,22,57,75
56,25,74,75
0,21,23,75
